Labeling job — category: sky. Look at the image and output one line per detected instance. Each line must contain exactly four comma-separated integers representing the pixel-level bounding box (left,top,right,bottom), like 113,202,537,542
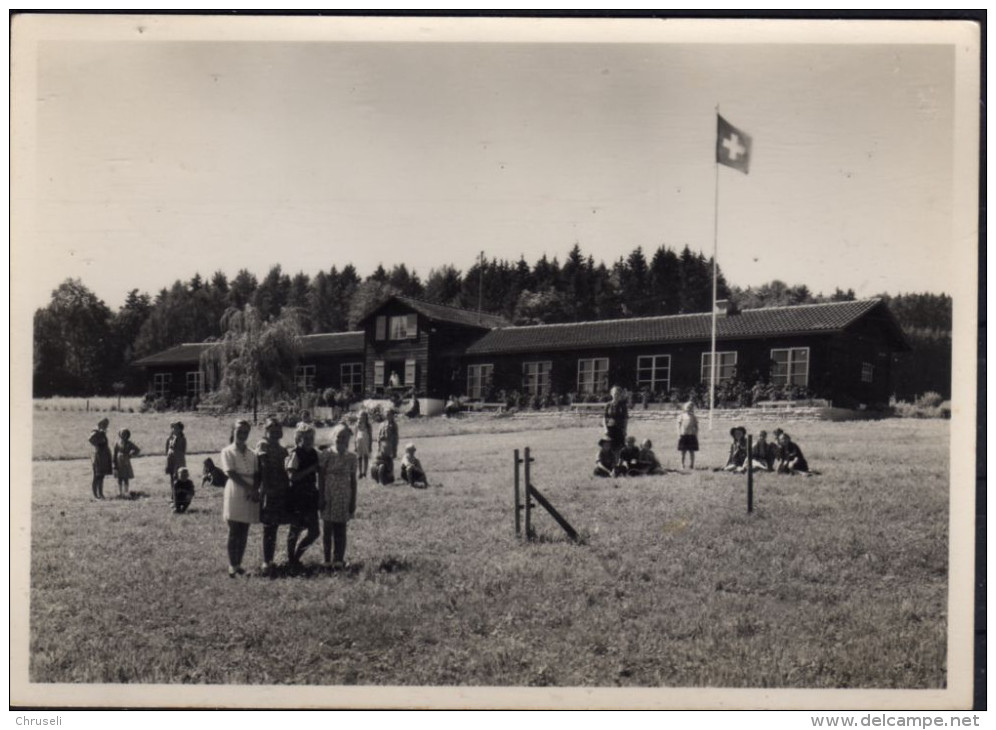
20,18,973,311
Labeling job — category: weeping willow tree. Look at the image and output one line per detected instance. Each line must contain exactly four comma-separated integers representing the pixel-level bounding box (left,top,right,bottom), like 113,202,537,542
201,305,302,423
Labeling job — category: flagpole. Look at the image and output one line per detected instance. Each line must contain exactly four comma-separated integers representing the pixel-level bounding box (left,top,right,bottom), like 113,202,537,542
709,106,720,431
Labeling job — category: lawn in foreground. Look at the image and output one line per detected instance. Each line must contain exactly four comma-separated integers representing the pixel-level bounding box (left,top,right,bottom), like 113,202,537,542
28,418,949,688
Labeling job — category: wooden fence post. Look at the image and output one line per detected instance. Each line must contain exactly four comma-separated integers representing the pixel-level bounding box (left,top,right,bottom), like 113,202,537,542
514,449,521,536
524,446,532,539
747,434,754,514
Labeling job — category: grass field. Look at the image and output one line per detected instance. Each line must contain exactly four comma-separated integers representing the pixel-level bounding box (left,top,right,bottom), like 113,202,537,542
27,412,949,689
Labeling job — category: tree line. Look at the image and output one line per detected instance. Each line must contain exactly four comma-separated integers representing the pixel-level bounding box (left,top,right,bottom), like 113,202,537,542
32,243,953,400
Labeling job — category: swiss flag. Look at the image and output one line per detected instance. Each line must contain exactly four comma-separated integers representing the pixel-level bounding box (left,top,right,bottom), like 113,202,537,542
716,115,752,174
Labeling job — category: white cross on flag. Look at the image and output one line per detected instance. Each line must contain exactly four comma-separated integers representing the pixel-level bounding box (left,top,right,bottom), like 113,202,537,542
716,114,752,174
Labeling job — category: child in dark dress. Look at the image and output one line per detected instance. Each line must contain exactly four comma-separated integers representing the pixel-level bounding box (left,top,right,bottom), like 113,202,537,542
633,439,665,476
286,424,321,567
720,426,749,473
594,436,619,478
201,458,228,488
750,430,777,471
618,436,642,476
776,432,811,475
172,467,195,513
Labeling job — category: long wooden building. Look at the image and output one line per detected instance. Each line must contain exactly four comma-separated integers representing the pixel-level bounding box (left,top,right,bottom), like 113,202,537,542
133,296,909,411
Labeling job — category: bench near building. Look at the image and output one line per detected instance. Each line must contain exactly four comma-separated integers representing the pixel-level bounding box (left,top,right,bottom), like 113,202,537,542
133,296,908,415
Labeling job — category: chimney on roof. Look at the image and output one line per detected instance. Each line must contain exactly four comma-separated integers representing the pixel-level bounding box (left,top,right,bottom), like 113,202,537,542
714,299,740,317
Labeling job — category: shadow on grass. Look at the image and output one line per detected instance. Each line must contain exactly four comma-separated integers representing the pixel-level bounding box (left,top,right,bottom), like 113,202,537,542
523,530,590,546
115,491,151,500
254,561,367,580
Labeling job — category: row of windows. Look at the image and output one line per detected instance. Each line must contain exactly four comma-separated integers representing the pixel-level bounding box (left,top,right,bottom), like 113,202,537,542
154,349,876,399
465,347,847,399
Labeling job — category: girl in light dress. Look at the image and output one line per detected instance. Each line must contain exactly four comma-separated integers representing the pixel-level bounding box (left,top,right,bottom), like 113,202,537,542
354,410,373,480
112,428,140,497
319,424,358,570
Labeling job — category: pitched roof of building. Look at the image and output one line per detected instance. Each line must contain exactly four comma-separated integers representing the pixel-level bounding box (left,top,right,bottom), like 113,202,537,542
298,331,365,356
132,332,364,367
464,298,905,355
360,295,509,329
131,343,216,367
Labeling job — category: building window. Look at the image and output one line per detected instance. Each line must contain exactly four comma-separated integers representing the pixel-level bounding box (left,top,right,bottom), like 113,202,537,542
389,314,418,340
770,347,809,387
404,358,417,387
374,360,385,388
467,364,494,400
295,365,316,391
636,355,671,393
152,372,172,398
701,351,737,385
577,358,609,394
341,362,363,394
522,361,552,396
861,362,874,383
375,316,387,341
186,371,202,398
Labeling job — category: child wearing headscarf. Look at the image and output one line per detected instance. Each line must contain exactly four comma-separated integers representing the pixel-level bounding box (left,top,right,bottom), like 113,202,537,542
112,428,140,497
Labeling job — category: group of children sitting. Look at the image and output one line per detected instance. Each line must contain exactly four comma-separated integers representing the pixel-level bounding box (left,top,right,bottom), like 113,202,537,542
592,406,814,478
594,435,665,478
720,426,813,476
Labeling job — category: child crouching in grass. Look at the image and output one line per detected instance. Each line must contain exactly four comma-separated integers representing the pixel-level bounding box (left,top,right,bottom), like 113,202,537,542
400,443,428,487
319,425,357,571
632,439,665,476
172,467,195,513
594,435,619,478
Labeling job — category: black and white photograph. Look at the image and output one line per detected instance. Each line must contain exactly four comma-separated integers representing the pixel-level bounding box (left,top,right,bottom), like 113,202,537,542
10,14,981,712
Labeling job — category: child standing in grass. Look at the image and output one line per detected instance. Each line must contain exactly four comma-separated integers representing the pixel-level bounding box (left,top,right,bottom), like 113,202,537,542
354,410,372,480
88,418,113,500
319,424,357,570
165,421,187,490
286,423,321,568
676,402,699,470
112,428,140,497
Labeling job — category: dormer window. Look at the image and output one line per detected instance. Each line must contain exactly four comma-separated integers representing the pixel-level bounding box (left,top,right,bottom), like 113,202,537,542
375,313,418,341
